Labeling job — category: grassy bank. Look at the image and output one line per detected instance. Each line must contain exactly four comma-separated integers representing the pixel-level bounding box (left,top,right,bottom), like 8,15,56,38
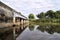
29,18,60,26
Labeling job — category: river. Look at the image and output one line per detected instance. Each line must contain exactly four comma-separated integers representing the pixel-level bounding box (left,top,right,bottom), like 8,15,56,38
0,25,60,40
16,25,60,40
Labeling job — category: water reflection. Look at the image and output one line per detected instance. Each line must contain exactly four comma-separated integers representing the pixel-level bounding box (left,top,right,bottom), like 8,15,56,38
16,24,60,40
37,26,45,32
0,24,28,40
37,25,60,34
14,24,27,38
0,27,14,40
1,24,60,40
29,25,34,31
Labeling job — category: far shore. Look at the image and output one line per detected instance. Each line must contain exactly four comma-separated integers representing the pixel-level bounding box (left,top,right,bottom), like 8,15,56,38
29,21,60,26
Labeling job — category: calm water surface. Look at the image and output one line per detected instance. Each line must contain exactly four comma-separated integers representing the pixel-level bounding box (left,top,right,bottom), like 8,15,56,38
16,25,60,40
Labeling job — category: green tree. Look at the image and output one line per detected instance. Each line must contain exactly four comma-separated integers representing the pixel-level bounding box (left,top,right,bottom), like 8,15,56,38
28,13,35,19
45,10,55,18
37,12,45,19
55,10,60,18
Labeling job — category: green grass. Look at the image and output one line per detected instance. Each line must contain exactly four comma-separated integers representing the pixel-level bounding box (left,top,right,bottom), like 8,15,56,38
29,18,60,26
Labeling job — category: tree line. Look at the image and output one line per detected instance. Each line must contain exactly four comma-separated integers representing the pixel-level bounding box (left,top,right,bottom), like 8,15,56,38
28,10,60,24
28,10,60,19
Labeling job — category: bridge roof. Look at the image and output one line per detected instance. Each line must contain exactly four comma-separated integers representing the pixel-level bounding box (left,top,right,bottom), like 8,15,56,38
14,12,27,19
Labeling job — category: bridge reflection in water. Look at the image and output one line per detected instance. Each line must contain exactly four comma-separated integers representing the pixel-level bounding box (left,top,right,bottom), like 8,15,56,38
0,24,28,40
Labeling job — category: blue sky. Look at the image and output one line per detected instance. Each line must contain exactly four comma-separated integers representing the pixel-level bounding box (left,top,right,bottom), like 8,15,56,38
0,0,60,18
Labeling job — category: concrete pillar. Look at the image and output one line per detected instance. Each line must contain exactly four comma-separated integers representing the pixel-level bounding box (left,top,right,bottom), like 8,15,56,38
24,20,26,24
19,18,21,24
21,19,23,24
15,18,21,25
23,20,25,24
16,18,20,22
25,20,27,23
13,17,16,24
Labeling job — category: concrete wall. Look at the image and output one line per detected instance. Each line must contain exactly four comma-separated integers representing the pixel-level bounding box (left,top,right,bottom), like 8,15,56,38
0,2,13,17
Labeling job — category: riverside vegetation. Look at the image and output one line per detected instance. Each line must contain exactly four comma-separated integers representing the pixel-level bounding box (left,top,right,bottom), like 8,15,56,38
28,10,60,26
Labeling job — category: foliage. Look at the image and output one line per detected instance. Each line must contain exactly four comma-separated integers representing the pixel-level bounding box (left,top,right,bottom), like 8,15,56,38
55,10,60,18
45,10,55,18
37,12,45,18
36,10,60,19
28,10,60,24
28,13,35,19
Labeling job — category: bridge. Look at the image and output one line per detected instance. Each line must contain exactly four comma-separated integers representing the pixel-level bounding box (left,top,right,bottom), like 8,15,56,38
0,1,29,40
0,1,29,27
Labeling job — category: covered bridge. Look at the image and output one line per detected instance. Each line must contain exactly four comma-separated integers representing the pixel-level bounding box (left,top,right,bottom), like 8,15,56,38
0,1,29,26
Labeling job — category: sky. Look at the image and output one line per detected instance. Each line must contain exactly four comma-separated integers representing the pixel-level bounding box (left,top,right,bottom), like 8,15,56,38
0,0,60,18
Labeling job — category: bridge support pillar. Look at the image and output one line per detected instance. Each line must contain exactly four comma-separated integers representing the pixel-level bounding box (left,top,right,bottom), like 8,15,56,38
21,19,23,25
23,19,25,24
16,17,20,25
13,17,16,24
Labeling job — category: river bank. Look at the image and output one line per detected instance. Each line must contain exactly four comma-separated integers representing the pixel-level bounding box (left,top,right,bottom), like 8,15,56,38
29,19,60,26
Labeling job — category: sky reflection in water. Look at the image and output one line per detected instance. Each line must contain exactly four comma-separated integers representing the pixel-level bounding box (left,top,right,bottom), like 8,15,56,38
16,25,60,40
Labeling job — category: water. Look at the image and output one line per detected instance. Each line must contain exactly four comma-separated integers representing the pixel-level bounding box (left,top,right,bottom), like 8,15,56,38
16,25,60,40
0,27,14,40
0,24,27,40
0,25,60,40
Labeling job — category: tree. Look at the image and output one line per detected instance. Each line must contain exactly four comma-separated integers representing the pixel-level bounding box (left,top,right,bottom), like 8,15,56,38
28,13,35,19
45,10,55,18
45,10,60,18
55,10,60,18
37,12,45,19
